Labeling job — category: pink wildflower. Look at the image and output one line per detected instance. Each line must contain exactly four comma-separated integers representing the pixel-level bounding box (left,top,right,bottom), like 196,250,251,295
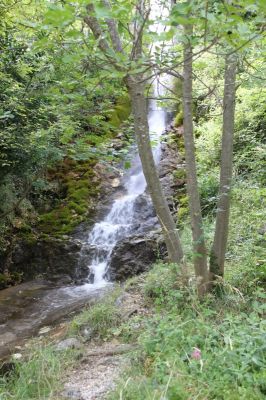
191,347,201,360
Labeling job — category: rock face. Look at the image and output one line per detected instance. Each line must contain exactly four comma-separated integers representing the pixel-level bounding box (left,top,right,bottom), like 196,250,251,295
108,231,166,281
159,137,186,207
131,193,160,234
108,131,186,282
7,238,91,284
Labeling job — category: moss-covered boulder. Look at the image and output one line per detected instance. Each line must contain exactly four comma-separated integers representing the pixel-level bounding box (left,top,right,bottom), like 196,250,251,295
108,94,131,128
38,158,101,237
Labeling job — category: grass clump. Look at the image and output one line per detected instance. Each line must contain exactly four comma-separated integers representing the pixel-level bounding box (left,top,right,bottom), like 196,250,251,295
108,177,266,400
0,345,74,400
69,289,122,339
109,270,266,400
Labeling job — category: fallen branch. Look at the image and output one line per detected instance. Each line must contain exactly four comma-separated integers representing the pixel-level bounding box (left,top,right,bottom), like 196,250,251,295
84,344,138,358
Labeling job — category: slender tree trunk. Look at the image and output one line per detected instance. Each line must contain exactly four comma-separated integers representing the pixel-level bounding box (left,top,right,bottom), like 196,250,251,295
182,24,209,295
210,54,238,279
127,74,185,268
84,2,186,273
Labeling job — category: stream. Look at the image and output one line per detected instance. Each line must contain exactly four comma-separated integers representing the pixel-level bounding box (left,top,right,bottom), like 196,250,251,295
0,87,167,360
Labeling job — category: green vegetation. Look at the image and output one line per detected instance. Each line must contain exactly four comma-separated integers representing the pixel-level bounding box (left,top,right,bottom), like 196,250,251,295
38,159,100,236
0,0,265,399
69,289,122,339
109,284,266,399
0,345,76,400
107,187,266,398
0,0,132,258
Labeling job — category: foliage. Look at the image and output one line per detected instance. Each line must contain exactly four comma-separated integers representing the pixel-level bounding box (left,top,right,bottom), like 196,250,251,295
0,0,134,255
68,288,122,339
108,264,266,400
226,182,266,292
0,344,74,400
233,87,266,183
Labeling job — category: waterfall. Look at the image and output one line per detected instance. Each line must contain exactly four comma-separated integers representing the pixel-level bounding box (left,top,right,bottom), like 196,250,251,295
82,83,167,290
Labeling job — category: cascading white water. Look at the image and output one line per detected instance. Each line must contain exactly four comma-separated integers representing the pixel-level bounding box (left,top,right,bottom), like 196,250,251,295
0,3,175,358
84,84,167,289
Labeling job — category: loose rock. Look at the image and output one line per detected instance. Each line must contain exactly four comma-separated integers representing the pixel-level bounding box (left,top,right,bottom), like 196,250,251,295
55,338,83,352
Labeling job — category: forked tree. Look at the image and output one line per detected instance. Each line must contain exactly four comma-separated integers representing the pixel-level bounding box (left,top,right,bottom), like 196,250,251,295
84,0,186,272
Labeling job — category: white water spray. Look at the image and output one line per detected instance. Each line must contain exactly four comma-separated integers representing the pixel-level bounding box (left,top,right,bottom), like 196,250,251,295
84,84,167,289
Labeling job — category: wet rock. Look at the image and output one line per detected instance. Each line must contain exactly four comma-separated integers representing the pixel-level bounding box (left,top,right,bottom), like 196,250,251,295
0,332,17,347
159,141,186,201
108,231,166,281
55,338,82,352
7,238,92,285
159,140,183,178
131,194,159,233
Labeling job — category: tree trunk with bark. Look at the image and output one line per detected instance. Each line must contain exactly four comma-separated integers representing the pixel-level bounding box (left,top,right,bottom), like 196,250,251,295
210,53,238,279
182,24,209,295
84,1,186,272
126,75,184,266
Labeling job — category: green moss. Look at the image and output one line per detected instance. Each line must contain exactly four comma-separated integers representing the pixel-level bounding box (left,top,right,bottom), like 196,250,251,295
179,195,189,206
19,231,38,245
177,195,189,221
109,111,121,127
38,159,100,236
174,109,183,127
174,168,186,180
0,272,22,289
108,94,131,127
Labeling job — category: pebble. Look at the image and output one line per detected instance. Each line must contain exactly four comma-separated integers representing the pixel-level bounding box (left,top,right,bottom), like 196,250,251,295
61,387,84,399
55,338,82,352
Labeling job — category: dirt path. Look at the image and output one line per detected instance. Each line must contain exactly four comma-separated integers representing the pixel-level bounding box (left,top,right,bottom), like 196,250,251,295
57,289,148,400
60,343,132,400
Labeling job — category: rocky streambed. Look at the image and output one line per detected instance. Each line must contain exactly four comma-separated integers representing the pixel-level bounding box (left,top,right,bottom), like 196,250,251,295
0,125,186,360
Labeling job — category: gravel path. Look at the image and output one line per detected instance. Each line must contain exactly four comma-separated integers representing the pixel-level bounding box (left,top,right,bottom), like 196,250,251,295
61,343,130,400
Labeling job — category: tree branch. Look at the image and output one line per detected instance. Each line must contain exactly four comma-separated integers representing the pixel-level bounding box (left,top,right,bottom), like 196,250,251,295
102,0,124,54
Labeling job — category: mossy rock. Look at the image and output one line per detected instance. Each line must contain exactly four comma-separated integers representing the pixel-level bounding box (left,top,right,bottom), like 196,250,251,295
176,194,189,222
0,272,22,289
37,159,100,236
174,110,184,128
108,94,131,128
174,169,186,180
178,206,189,221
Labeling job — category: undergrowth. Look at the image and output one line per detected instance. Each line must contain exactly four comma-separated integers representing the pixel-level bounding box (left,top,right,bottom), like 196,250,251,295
68,288,122,339
107,175,266,400
108,265,266,400
0,345,75,400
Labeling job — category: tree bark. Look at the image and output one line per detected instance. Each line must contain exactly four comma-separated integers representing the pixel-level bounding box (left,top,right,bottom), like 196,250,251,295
182,24,209,295
210,53,238,279
84,1,186,272
126,74,185,267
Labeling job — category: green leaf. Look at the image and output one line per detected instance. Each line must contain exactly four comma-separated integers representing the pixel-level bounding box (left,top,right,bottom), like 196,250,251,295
43,5,75,28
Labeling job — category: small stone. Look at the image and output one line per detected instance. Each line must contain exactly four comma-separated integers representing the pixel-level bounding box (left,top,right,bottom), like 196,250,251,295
81,327,94,341
39,326,51,335
12,353,22,360
111,178,121,188
55,338,82,352
61,386,84,399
